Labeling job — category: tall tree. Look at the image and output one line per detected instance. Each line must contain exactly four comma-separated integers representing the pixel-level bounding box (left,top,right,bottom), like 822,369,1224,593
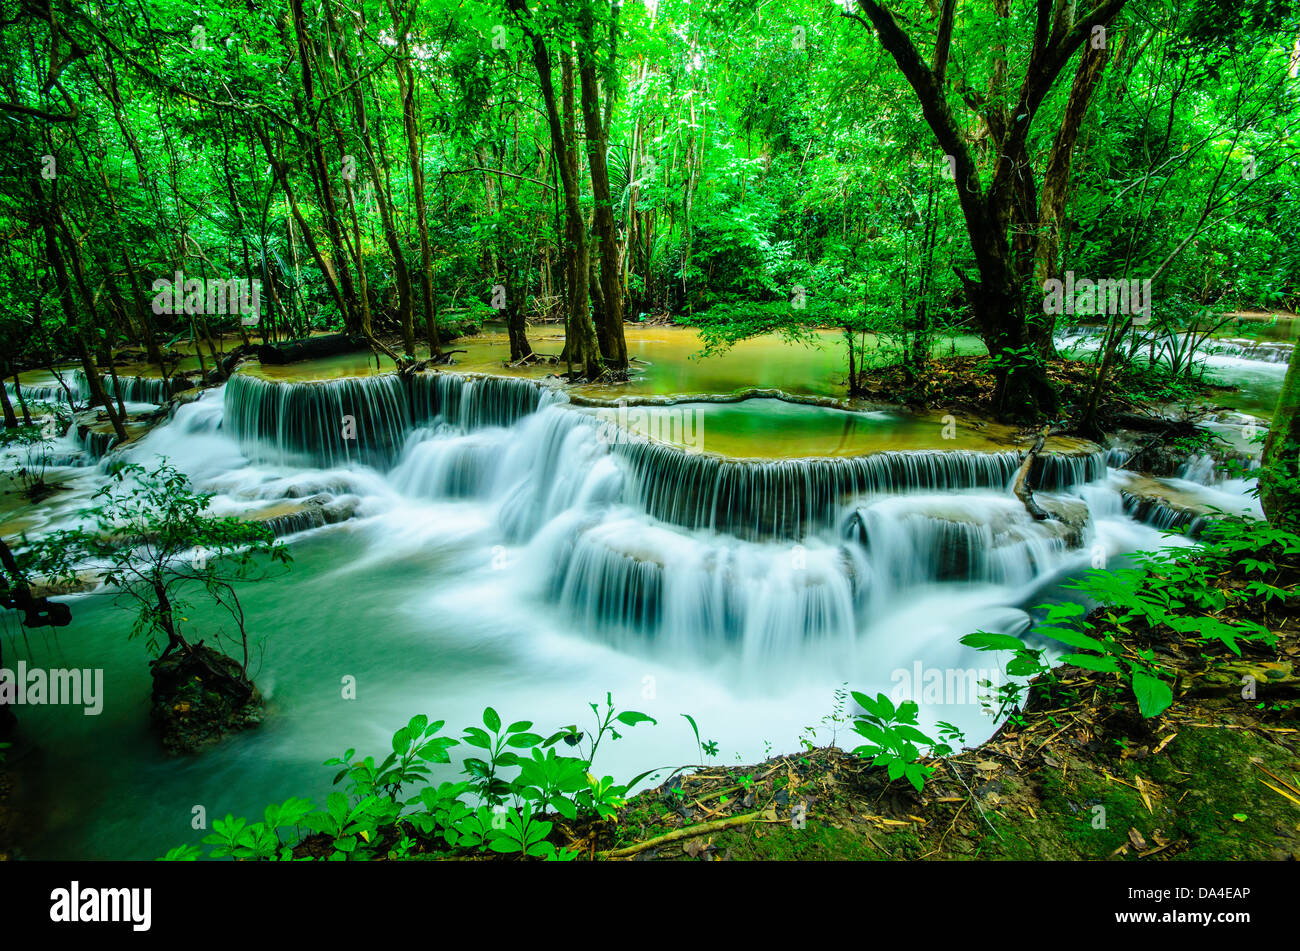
848,0,1127,417
508,0,605,380
577,0,629,371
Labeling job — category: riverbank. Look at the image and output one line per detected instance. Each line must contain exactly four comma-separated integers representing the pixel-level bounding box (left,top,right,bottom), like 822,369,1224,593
600,679,1300,861
591,516,1300,861
855,352,1228,423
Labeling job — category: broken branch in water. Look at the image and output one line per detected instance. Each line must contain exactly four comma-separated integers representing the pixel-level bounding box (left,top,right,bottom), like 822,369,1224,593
1013,426,1061,522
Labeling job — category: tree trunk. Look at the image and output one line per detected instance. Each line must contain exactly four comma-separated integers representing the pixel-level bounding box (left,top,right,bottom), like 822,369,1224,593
76,335,127,443
340,13,415,356
1030,42,1112,357
388,0,439,357
288,0,362,334
0,368,17,428
852,0,1126,419
577,1,628,371
32,184,127,441
508,0,604,380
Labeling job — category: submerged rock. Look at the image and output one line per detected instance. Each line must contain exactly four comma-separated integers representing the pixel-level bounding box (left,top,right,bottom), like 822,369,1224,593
250,494,359,538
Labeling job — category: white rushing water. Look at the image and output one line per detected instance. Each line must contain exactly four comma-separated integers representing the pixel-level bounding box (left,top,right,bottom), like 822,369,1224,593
3,369,1261,858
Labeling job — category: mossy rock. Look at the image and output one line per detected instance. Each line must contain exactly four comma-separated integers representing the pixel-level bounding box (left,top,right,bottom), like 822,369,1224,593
150,644,263,756
437,320,482,344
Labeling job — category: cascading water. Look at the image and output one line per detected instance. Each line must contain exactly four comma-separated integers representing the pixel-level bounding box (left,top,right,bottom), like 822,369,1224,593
208,372,1122,677
4,369,171,407
612,436,1105,539
5,365,1261,859
223,371,555,469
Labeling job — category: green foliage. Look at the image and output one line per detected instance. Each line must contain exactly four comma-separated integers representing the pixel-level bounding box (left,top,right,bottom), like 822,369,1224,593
846,691,948,793
164,694,658,861
0,423,59,497
680,712,718,763
325,714,458,803
1255,438,1300,529
962,512,1291,720
25,461,290,669
459,707,543,805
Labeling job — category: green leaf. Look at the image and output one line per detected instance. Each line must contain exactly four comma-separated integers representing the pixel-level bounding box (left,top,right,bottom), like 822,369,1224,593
852,721,889,746
483,707,501,733
961,632,1028,652
505,732,545,748
326,792,348,827
1131,671,1173,719
1060,653,1121,673
892,724,935,745
850,691,880,718
615,711,657,727
1036,626,1109,653
903,763,926,793
1007,656,1044,676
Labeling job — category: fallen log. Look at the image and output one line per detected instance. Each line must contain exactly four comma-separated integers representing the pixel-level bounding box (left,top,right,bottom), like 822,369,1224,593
1013,426,1060,522
256,334,369,365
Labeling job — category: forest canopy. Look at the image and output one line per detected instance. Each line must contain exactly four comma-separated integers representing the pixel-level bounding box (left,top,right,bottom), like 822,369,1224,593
1,0,1297,416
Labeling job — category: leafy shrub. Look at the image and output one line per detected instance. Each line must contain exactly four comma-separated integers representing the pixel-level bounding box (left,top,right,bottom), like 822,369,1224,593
163,694,657,862
962,513,1290,720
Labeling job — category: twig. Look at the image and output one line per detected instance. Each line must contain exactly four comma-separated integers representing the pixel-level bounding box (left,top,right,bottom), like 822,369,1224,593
945,761,1002,840
596,812,763,859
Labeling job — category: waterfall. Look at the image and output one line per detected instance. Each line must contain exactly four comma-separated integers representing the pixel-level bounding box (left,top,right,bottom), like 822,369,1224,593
4,370,171,408
84,368,1168,669
224,371,554,469
224,373,412,467
227,371,1109,548
78,371,172,404
612,437,1105,539
3,379,73,406
1120,492,1206,537
211,372,1107,660
1176,451,1259,485
844,495,1074,589
1203,338,1293,364
407,372,554,430
528,490,1087,661
536,516,863,659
